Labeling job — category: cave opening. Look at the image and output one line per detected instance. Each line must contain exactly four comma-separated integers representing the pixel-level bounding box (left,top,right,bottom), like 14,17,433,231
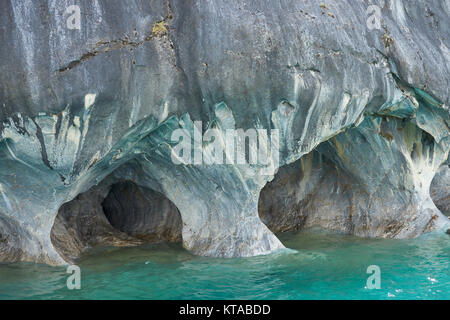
259,116,449,239
51,180,182,262
101,181,182,243
258,149,350,235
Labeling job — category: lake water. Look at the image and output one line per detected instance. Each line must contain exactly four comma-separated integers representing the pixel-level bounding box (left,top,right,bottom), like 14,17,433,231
0,230,448,299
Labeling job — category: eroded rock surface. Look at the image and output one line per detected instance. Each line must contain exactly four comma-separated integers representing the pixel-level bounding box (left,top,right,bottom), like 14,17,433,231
431,163,450,216
0,0,449,264
261,117,449,237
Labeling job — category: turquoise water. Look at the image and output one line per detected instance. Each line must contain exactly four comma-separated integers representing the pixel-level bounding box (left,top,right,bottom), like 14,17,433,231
0,230,448,299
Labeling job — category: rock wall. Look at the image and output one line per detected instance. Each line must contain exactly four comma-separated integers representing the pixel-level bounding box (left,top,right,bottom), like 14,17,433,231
0,0,448,264
261,116,449,237
431,163,450,216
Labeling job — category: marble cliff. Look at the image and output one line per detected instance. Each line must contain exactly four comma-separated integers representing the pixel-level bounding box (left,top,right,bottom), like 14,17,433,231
0,0,448,265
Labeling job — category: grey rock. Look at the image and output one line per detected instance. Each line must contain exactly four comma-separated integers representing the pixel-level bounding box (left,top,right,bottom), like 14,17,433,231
261,116,449,237
0,0,448,264
431,163,450,216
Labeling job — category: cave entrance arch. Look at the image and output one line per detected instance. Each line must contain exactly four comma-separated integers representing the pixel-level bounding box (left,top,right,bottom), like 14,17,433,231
51,180,182,262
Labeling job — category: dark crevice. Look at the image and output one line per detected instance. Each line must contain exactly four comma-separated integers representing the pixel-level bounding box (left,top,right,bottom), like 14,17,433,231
102,181,182,243
30,118,54,171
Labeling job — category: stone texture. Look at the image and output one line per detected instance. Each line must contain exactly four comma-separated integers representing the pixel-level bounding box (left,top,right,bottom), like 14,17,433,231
431,163,450,216
0,0,448,264
261,117,449,237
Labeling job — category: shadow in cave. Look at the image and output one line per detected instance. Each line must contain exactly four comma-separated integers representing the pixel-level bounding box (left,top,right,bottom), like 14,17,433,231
258,150,354,235
430,162,450,217
51,180,182,263
259,117,450,238
102,181,182,242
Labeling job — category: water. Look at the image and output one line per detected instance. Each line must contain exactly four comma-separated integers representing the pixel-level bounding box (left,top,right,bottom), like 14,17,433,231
0,230,448,299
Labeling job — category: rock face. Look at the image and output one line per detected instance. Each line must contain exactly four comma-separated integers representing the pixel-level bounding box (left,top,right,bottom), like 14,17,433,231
261,117,449,237
0,0,449,264
431,163,450,216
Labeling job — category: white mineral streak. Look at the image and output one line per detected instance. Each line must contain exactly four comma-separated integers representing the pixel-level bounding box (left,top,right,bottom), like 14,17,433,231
84,93,96,110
